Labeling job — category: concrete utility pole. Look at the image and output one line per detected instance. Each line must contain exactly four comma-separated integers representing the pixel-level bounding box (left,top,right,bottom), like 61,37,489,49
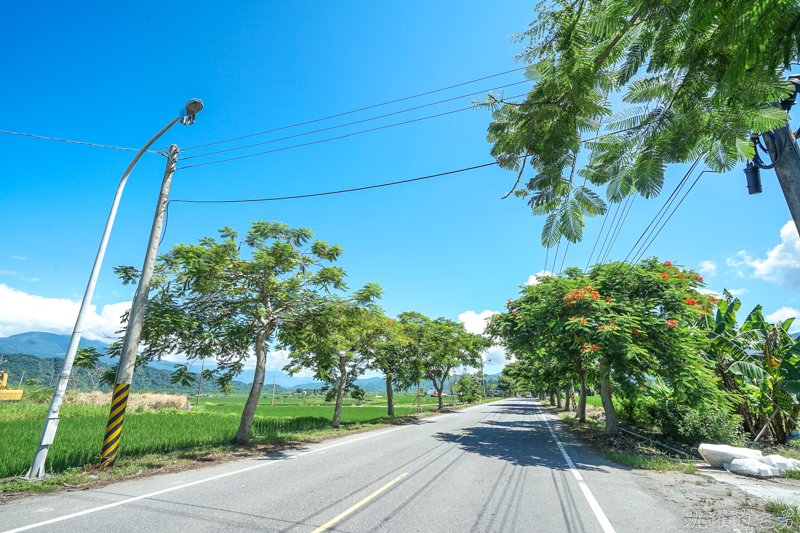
24,99,202,481
763,124,800,237
753,75,800,238
99,145,179,467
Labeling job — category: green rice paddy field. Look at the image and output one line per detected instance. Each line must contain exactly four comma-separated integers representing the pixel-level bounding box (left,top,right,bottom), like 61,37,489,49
0,398,436,479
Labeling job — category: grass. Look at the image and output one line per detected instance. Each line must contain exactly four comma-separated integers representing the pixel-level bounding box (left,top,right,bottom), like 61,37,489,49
0,391,490,485
764,500,800,532
556,410,699,474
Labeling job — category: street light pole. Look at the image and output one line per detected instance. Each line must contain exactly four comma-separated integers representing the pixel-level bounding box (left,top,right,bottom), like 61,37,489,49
25,100,203,480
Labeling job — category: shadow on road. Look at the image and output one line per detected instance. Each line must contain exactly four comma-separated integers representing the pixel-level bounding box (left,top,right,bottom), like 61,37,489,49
432,401,615,474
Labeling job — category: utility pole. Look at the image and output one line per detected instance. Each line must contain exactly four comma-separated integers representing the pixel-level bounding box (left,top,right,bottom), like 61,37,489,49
750,75,800,237
195,360,205,408
99,145,179,467
763,123,800,236
24,95,203,481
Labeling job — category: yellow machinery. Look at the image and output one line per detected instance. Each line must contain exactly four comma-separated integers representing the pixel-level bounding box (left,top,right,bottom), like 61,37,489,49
0,371,24,402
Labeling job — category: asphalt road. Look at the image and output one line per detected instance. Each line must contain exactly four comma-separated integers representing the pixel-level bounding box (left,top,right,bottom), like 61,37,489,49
1,400,690,532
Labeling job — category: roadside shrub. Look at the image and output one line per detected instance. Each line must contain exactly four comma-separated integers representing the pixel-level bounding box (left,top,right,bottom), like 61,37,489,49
618,396,745,446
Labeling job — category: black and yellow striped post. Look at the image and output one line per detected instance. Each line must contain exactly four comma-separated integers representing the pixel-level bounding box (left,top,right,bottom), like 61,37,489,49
100,384,130,466
99,145,178,467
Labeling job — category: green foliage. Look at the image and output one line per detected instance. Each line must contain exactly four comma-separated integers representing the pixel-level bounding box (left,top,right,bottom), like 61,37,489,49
454,374,482,403
479,0,799,246
487,257,719,433
0,405,330,479
350,387,366,402
618,396,746,446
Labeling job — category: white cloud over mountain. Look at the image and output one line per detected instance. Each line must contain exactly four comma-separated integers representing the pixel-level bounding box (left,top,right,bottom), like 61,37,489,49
0,283,129,341
766,307,800,333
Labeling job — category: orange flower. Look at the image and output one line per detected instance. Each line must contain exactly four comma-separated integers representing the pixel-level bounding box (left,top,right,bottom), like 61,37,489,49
685,298,697,305
665,320,678,329
664,261,673,267
658,273,670,279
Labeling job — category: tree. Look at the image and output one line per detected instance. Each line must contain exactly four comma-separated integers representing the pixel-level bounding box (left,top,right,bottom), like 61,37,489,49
497,374,518,397
478,1,800,247
401,313,491,410
487,377,497,397
117,221,376,444
370,316,414,416
280,299,384,428
74,347,103,391
350,386,366,402
454,373,482,403
489,259,718,434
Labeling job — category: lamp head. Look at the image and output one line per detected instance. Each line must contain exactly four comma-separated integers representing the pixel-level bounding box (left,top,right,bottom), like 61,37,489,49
180,98,204,126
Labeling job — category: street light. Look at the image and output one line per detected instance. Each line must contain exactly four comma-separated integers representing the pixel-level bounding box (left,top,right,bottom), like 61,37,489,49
24,99,204,480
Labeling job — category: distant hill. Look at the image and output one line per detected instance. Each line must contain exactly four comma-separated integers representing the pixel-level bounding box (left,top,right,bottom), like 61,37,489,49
0,332,111,359
0,352,276,394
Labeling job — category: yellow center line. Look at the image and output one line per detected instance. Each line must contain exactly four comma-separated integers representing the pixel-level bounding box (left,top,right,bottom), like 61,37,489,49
310,472,409,533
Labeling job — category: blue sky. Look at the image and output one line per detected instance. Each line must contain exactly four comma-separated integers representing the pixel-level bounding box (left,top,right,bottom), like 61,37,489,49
2,1,800,381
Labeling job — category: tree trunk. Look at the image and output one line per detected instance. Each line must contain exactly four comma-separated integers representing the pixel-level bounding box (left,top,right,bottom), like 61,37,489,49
234,328,269,444
564,382,572,412
599,362,618,435
434,373,447,410
772,406,788,444
549,388,556,406
577,366,587,423
386,376,395,417
332,360,348,428
555,386,562,409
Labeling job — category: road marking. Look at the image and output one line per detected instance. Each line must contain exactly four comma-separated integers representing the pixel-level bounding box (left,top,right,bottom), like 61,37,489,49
309,473,408,533
537,405,616,533
2,425,414,533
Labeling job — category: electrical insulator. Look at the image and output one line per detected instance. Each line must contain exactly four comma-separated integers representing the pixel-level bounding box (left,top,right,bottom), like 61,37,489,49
744,161,762,195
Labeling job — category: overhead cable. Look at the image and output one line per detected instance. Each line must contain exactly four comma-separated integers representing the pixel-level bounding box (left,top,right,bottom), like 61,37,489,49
182,80,530,160
171,161,499,203
182,67,527,151
0,129,161,154
178,94,527,170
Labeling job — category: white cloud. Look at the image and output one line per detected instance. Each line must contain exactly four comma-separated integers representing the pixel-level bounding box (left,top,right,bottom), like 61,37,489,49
726,220,800,291
458,310,499,335
0,270,39,282
728,288,749,296
698,288,720,297
12,256,26,261
766,307,800,333
526,270,554,285
0,283,129,341
698,260,717,277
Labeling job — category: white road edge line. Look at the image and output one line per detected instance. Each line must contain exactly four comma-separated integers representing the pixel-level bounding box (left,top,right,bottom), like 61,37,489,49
537,403,616,533
2,424,414,533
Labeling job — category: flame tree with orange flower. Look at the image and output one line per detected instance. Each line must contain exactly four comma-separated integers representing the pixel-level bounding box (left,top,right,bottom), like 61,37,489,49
488,258,720,434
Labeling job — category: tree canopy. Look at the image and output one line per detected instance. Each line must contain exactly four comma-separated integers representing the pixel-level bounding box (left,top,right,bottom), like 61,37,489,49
116,221,380,443
480,0,800,246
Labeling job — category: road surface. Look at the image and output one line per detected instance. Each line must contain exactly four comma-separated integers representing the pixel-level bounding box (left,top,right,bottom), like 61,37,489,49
2,400,691,532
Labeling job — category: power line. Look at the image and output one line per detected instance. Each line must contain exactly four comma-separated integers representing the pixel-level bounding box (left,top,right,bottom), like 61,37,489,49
182,80,530,161
596,201,622,266
172,161,498,203
584,206,612,273
183,67,527,151
601,193,635,264
178,94,527,170
617,159,701,269
630,169,711,267
0,129,161,154
159,161,499,244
